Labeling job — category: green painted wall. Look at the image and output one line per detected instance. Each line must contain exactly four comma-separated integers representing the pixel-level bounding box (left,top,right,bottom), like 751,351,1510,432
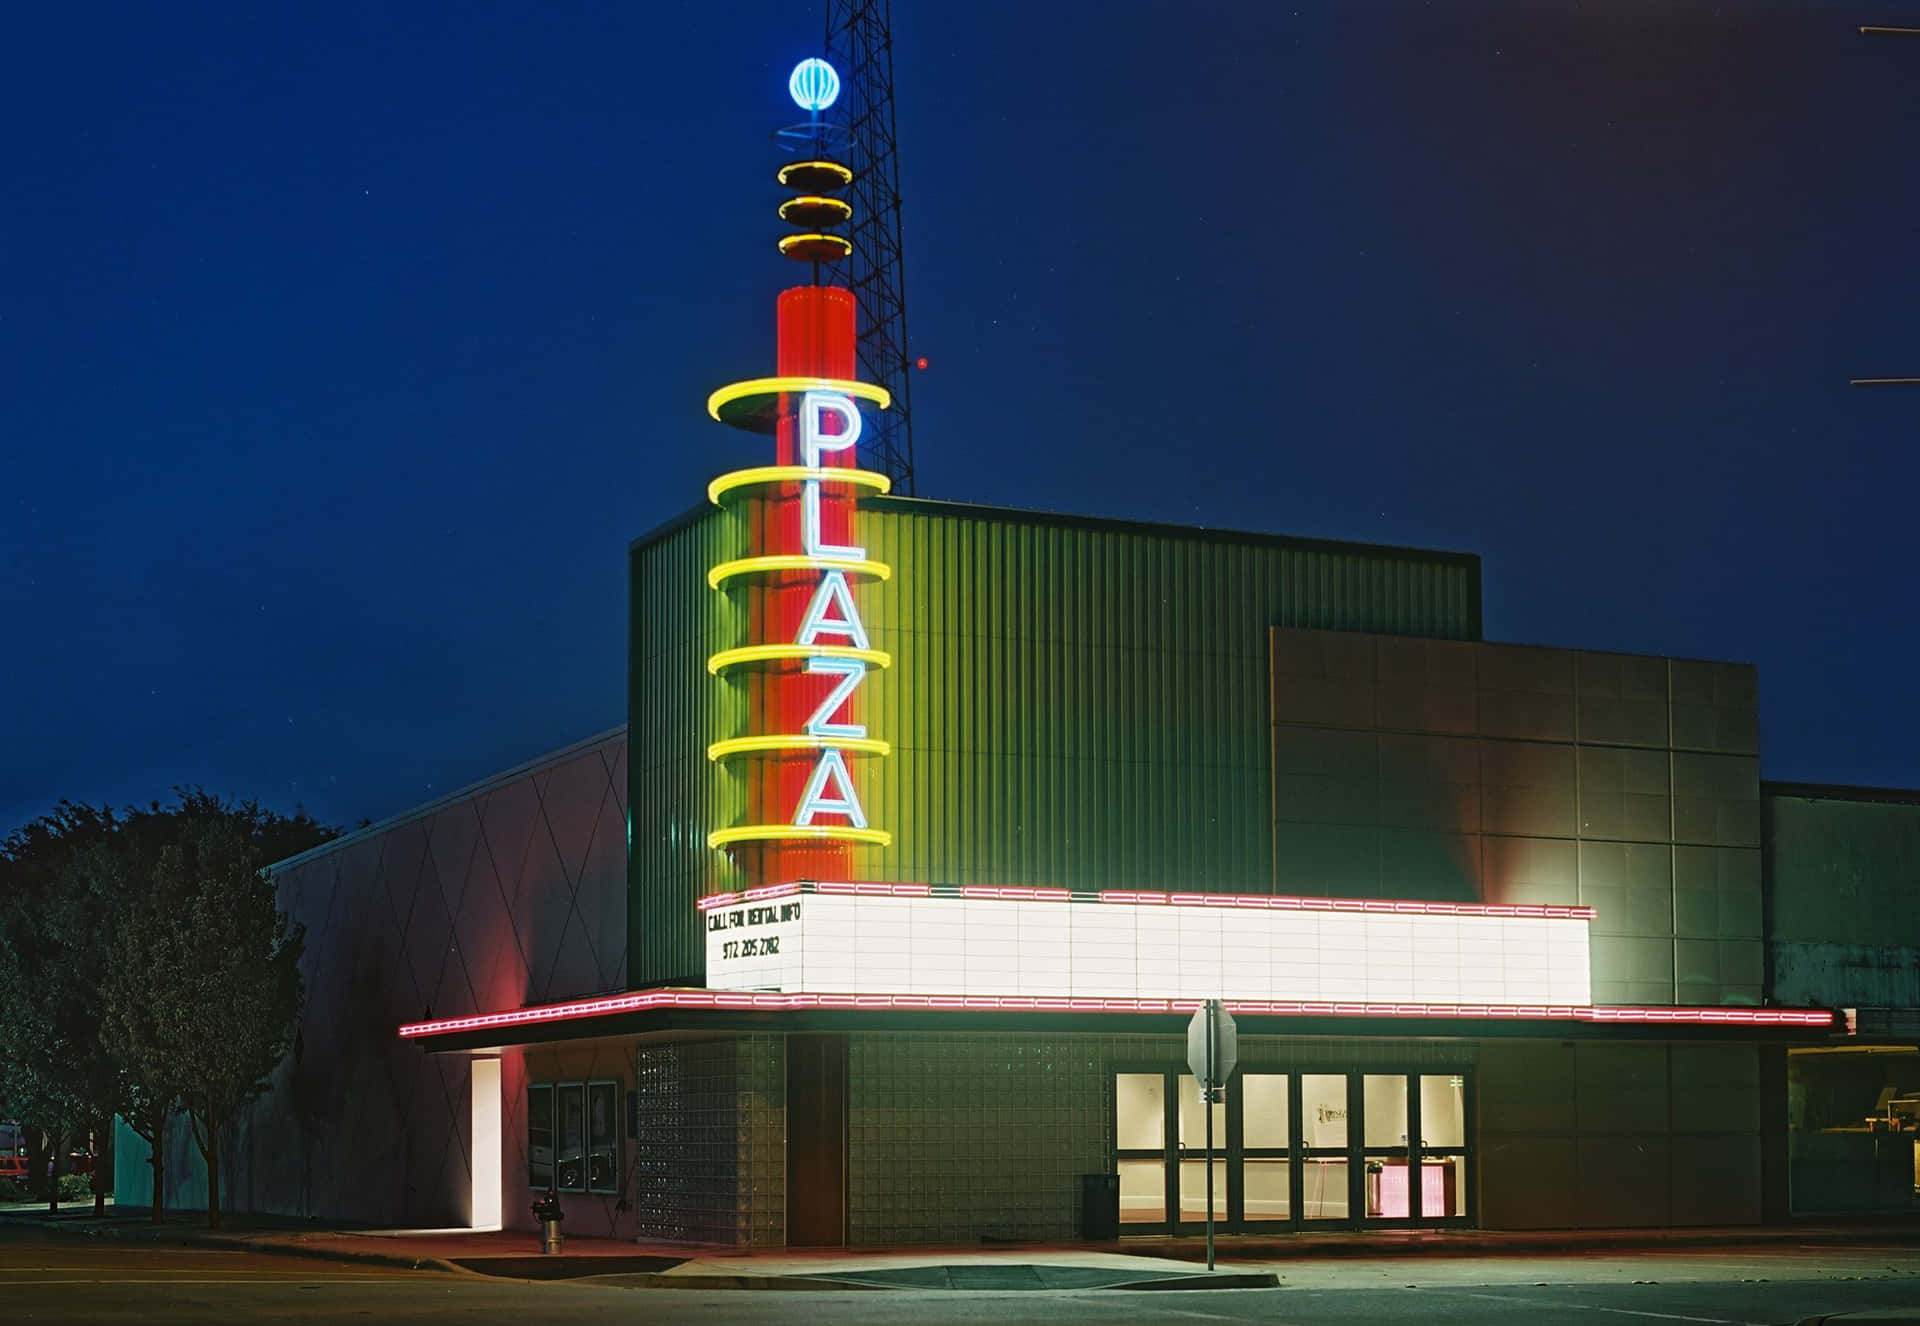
1766,789,1920,1009
630,497,1480,988
1768,792,1920,949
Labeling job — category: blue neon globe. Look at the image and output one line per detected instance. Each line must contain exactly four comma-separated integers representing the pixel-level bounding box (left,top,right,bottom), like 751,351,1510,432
789,58,840,112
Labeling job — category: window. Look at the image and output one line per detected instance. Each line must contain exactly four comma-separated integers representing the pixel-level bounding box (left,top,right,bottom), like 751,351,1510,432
530,1080,621,1195
587,1081,619,1194
527,1084,554,1190
1788,1046,1920,1215
556,1083,585,1192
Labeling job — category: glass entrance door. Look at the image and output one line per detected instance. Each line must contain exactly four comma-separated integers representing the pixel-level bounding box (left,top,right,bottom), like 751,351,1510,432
1240,1074,1292,1224
1300,1073,1351,1221
1116,1072,1168,1228
1112,1066,1471,1233
1419,1074,1469,1218
1175,1074,1227,1230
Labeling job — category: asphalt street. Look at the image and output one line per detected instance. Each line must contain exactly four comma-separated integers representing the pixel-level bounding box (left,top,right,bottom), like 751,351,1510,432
4,1227,1920,1323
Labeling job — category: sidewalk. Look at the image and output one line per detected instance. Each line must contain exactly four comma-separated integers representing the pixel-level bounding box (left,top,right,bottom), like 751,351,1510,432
6,1208,1920,1291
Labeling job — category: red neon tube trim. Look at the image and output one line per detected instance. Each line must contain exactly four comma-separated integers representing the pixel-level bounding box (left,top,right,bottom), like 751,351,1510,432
396,991,1836,1039
709,881,1599,920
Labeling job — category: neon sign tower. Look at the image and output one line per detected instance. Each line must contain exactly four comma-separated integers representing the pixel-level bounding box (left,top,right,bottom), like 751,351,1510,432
702,60,893,889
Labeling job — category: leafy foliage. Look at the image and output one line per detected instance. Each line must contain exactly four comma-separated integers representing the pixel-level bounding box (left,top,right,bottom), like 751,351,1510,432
0,802,123,1209
1,790,332,1225
113,815,307,1227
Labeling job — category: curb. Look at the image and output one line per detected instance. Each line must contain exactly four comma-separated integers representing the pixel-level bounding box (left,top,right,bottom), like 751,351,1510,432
1076,1226,1920,1262
0,1214,463,1275
1108,1272,1281,1291
209,1235,464,1275
603,1273,894,1291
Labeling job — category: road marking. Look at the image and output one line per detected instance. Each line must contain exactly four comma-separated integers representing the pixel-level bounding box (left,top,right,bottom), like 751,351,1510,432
0,1268,325,1274
1445,1289,1762,1324
5,1277,415,1285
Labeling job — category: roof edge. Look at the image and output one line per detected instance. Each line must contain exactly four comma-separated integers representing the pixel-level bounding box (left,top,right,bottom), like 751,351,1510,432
629,492,1482,569
865,493,1483,569
1764,779,1920,806
270,723,628,873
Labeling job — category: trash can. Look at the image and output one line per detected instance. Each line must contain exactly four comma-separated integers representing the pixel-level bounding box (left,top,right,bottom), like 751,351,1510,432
531,1190,565,1255
1080,1173,1120,1241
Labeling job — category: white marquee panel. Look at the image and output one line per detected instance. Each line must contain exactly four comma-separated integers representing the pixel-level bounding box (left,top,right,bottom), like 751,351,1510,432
705,892,1592,1005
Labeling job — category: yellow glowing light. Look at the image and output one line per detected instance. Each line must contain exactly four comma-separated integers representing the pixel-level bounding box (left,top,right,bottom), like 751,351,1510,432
706,643,892,675
706,734,890,762
705,376,891,424
777,160,854,189
778,195,853,223
706,465,891,506
778,232,853,260
708,823,891,849
707,554,889,590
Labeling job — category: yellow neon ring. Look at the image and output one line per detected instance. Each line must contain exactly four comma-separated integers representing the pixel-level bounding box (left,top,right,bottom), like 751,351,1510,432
778,232,853,260
708,823,891,849
707,465,891,506
707,554,890,589
706,376,892,423
776,160,853,189
778,195,852,223
707,644,892,675
707,734,890,762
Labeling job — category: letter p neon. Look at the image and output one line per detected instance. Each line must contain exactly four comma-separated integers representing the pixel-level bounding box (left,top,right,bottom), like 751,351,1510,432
800,391,862,468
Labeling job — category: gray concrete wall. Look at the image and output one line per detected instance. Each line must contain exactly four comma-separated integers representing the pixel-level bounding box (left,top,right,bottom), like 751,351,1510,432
1478,1040,1762,1229
114,728,631,1229
1272,632,1763,1005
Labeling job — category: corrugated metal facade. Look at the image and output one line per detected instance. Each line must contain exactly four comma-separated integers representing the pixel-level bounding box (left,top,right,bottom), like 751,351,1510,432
630,497,1480,988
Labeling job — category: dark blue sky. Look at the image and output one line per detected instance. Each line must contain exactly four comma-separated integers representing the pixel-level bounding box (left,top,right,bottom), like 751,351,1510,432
5,2,1917,835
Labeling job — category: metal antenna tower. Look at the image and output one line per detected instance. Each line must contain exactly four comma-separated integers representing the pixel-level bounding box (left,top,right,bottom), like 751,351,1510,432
824,0,917,494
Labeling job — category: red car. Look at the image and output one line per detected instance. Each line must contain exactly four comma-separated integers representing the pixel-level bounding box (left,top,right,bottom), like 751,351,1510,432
0,1123,26,1182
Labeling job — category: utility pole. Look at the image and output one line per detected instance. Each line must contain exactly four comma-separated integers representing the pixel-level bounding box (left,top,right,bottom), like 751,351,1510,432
1851,26,1918,383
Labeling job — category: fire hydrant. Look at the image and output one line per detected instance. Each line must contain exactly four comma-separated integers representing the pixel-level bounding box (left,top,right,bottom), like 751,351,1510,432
531,1189,565,1255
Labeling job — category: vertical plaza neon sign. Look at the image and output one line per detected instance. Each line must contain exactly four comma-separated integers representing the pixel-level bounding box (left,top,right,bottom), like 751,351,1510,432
703,378,895,860
699,83,890,881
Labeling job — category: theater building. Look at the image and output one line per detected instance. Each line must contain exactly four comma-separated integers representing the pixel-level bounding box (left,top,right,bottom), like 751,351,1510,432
116,69,1920,1247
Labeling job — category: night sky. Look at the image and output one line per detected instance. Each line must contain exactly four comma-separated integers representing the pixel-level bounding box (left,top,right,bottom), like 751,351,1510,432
5,2,1917,837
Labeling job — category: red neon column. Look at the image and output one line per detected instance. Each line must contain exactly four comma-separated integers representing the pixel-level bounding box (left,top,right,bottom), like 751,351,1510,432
757,285,858,886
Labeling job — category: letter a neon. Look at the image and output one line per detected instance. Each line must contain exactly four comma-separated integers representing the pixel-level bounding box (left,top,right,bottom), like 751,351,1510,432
799,390,862,468
796,569,869,650
793,748,868,828
804,657,866,740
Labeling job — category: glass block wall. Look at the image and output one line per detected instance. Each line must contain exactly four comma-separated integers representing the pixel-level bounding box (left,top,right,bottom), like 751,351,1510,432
845,1032,1471,1244
631,1036,785,1245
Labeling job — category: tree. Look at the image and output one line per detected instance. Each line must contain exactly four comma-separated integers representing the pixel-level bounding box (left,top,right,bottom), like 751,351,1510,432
101,806,312,1229
0,802,124,1215
90,837,186,1223
0,789,333,1226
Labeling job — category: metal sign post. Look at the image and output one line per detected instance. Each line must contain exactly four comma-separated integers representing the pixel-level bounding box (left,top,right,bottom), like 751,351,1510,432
1185,999,1236,1272
1205,1003,1215,1272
